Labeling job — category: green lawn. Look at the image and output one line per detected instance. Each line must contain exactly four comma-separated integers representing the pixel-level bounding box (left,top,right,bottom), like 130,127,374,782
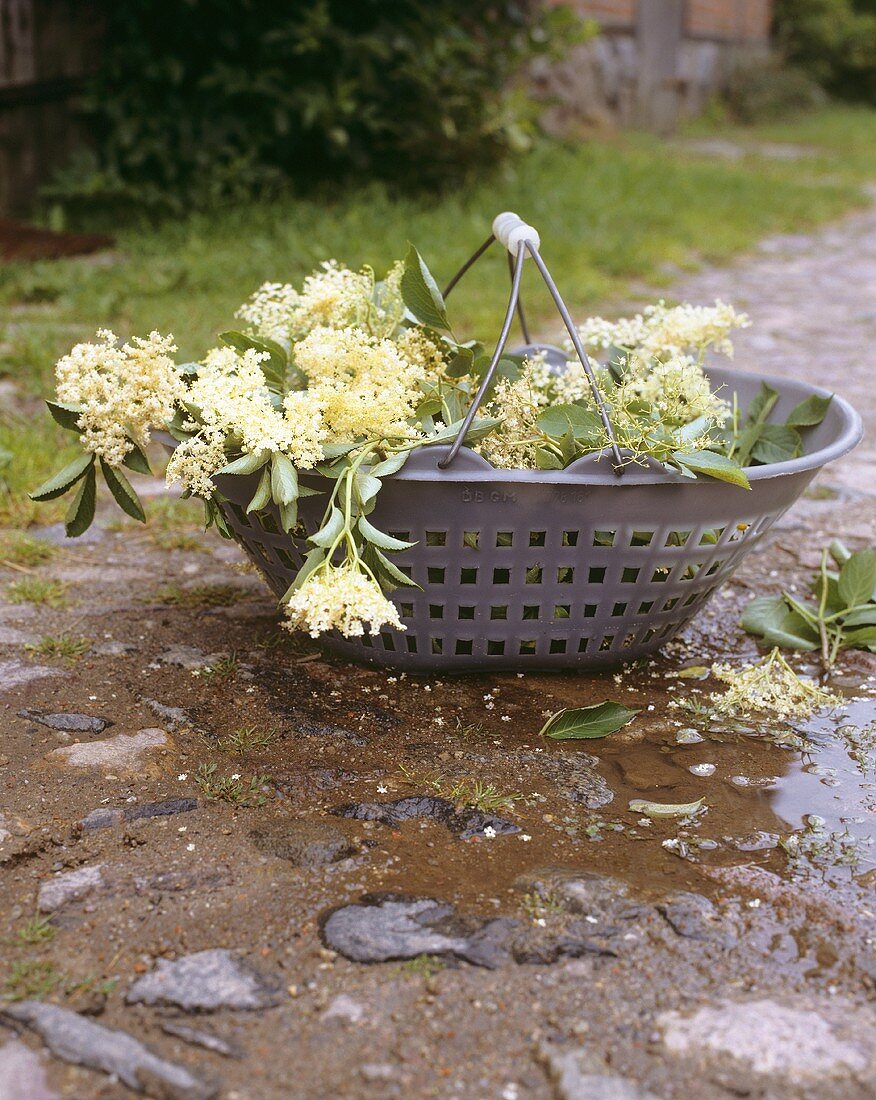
3,105,876,526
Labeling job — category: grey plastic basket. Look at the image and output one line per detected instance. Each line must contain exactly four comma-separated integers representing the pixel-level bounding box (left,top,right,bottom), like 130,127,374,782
208,213,863,671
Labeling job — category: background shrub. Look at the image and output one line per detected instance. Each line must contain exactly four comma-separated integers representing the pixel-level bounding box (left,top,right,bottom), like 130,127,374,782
773,0,876,104
53,0,577,215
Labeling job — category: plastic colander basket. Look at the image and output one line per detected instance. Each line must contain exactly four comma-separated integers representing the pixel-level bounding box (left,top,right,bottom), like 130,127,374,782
209,213,863,671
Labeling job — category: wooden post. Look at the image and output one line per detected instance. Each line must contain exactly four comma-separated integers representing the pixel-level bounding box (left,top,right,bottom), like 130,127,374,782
634,0,684,133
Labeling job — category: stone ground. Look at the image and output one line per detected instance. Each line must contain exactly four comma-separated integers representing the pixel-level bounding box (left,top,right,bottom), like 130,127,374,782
1,205,875,1100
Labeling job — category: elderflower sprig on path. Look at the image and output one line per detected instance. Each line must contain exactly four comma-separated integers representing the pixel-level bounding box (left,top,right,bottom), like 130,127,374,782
708,648,842,721
55,329,183,466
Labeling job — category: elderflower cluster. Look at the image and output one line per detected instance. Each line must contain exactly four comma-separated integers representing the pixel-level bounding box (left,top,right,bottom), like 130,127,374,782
620,354,730,427
709,649,842,721
480,363,551,469
575,300,750,360
55,329,183,466
294,326,422,440
237,260,406,348
284,564,404,638
165,346,326,496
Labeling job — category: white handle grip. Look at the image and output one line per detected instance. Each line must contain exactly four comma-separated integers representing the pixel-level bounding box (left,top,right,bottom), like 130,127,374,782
492,211,540,257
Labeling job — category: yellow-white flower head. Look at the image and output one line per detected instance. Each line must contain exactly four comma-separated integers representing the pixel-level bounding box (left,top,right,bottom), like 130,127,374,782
284,564,404,638
55,329,182,466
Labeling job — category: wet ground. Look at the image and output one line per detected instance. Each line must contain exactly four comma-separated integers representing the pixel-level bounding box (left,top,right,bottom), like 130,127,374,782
1,208,875,1099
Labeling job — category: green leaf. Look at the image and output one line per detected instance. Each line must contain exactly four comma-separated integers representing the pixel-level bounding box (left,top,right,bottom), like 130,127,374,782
746,382,780,427
64,464,97,537
247,466,272,513
371,452,409,478
843,626,876,648
828,539,851,567
536,403,603,442
218,450,269,476
761,626,818,652
357,515,415,551
841,607,876,628
219,330,288,393
45,400,82,431
539,701,640,740
279,499,298,533
671,450,750,489
400,245,449,330
369,546,418,589
100,460,145,522
741,595,789,637
750,424,801,465
628,798,704,818
29,452,94,502
281,548,327,601
535,447,563,470
310,506,344,548
445,347,475,378
122,441,152,475
353,472,382,510
785,393,832,428
270,452,299,506
838,549,876,609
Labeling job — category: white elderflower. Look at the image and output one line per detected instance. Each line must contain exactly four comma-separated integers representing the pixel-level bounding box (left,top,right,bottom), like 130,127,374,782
55,329,183,466
479,363,549,469
709,648,842,721
574,300,749,361
284,564,404,639
621,353,730,427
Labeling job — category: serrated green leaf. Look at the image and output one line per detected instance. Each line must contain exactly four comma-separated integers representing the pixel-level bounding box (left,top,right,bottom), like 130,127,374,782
401,245,449,330
785,393,832,428
628,798,704,818
536,403,603,442
45,400,82,431
539,701,639,740
371,452,409,478
247,466,272,513
671,449,750,489
741,595,789,637
357,515,415,551
100,460,145,522
750,424,801,465
369,546,418,589
535,447,563,470
122,441,152,475
354,472,382,510
310,506,344,548
64,464,97,537
29,452,94,502
271,452,299,506
838,548,876,609
281,548,327,601
218,450,269,476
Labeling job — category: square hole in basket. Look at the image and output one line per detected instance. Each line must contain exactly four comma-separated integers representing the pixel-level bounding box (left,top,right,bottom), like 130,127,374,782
226,502,247,525
490,605,508,620
549,639,567,654
492,567,511,584
622,631,637,648
398,565,413,580
557,567,574,584
523,604,540,620
381,633,396,651
460,567,478,585
487,640,505,655
519,639,537,655
361,634,373,648
526,567,543,585
275,547,297,570
651,567,671,583
429,604,444,619
554,604,570,619
612,601,627,617
458,606,475,620
406,636,418,653
593,530,615,547
259,512,280,535
389,531,411,543
463,531,480,550
562,530,579,547
584,603,597,618
578,637,590,653
529,531,546,547
642,628,656,644
663,597,679,612
425,531,446,547
599,635,614,651
705,560,724,576
683,592,698,606
431,638,444,655
621,566,640,584
701,526,726,545
659,622,674,637
455,639,473,655
665,530,692,547
496,531,514,547
427,567,445,584
400,602,414,618
588,566,606,584
631,530,654,546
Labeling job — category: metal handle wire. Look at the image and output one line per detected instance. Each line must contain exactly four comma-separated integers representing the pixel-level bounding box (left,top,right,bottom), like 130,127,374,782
437,227,624,473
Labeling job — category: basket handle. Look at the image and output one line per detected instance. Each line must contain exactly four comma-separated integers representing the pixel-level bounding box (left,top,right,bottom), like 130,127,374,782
437,212,624,473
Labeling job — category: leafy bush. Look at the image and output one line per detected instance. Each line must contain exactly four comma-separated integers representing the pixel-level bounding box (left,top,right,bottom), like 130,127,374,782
53,0,578,213
774,0,876,104
724,55,826,122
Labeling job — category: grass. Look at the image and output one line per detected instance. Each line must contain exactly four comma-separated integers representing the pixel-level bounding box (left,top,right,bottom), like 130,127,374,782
195,762,270,806
25,633,91,662
3,960,62,1001
2,105,876,527
397,954,446,979
0,533,56,567
216,725,278,754
6,577,67,607
16,915,57,946
398,764,524,814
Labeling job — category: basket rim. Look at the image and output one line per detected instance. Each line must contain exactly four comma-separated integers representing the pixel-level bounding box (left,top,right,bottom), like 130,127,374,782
383,365,863,487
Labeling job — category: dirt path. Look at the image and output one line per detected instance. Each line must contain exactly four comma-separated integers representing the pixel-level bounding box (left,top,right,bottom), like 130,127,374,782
0,210,874,1100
